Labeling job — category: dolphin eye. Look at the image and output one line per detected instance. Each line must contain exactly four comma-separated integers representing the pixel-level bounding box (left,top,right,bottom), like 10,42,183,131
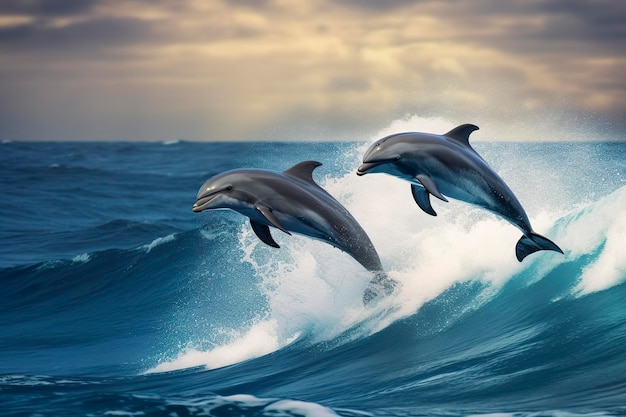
226,186,233,191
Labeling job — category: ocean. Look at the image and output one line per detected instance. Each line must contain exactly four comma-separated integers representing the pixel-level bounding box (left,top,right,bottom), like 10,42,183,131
1,136,625,416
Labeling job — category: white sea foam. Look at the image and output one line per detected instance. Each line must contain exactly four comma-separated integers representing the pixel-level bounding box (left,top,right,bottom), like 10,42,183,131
263,399,341,417
72,253,91,263
163,139,184,145
323,159,529,323
148,320,298,373
141,234,176,253
35,259,63,271
122,392,342,417
564,186,626,295
371,114,459,139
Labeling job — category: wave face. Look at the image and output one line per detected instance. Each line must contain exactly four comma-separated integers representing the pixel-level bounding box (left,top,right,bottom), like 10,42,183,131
1,137,625,416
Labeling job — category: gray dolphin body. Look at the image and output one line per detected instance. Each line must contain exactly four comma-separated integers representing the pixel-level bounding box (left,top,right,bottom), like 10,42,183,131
357,124,563,262
193,160,396,302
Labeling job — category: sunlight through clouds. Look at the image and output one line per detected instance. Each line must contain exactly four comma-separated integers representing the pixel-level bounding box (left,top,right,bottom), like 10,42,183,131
0,0,624,141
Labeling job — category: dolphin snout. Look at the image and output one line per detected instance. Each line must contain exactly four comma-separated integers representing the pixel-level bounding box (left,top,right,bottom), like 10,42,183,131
192,194,216,212
356,163,375,176
357,157,399,176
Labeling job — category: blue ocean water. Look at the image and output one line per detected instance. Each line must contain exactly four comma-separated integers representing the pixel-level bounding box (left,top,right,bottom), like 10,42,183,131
1,137,625,416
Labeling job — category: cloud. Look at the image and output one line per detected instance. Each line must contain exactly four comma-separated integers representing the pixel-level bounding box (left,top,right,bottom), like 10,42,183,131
0,17,156,54
0,0,624,141
0,0,99,16
334,0,423,11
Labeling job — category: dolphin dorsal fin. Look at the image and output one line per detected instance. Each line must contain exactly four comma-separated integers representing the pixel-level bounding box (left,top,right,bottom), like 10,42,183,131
284,160,323,184
443,124,479,147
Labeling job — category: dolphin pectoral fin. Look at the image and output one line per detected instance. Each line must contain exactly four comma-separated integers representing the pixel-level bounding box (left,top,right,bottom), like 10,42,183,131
256,206,292,236
411,184,437,216
416,174,448,203
250,220,280,248
515,232,564,262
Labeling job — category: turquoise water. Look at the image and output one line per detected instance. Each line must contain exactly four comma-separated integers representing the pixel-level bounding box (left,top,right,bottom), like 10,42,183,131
1,140,625,416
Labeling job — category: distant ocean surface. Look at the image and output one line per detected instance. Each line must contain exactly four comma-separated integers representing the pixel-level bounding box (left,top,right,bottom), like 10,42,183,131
1,138,625,416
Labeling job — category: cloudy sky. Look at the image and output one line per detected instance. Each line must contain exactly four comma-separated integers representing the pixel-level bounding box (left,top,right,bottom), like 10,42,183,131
0,0,624,141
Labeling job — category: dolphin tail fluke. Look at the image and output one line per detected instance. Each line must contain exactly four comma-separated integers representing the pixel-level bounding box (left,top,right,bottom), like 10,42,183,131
363,272,398,305
515,232,563,262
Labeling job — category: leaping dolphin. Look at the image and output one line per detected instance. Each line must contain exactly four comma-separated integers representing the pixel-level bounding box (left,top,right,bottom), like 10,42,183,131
356,124,563,262
193,160,396,303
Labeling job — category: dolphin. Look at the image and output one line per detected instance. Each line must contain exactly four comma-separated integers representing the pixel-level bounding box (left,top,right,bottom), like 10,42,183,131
356,124,563,262
193,160,396,303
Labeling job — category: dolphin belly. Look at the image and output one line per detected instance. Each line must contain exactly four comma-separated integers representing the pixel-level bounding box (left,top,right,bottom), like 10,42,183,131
281,210,385,272
239,206,326,242
430,176,482,206
435,176,532,233
245,204,376,267
276,211,334,244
